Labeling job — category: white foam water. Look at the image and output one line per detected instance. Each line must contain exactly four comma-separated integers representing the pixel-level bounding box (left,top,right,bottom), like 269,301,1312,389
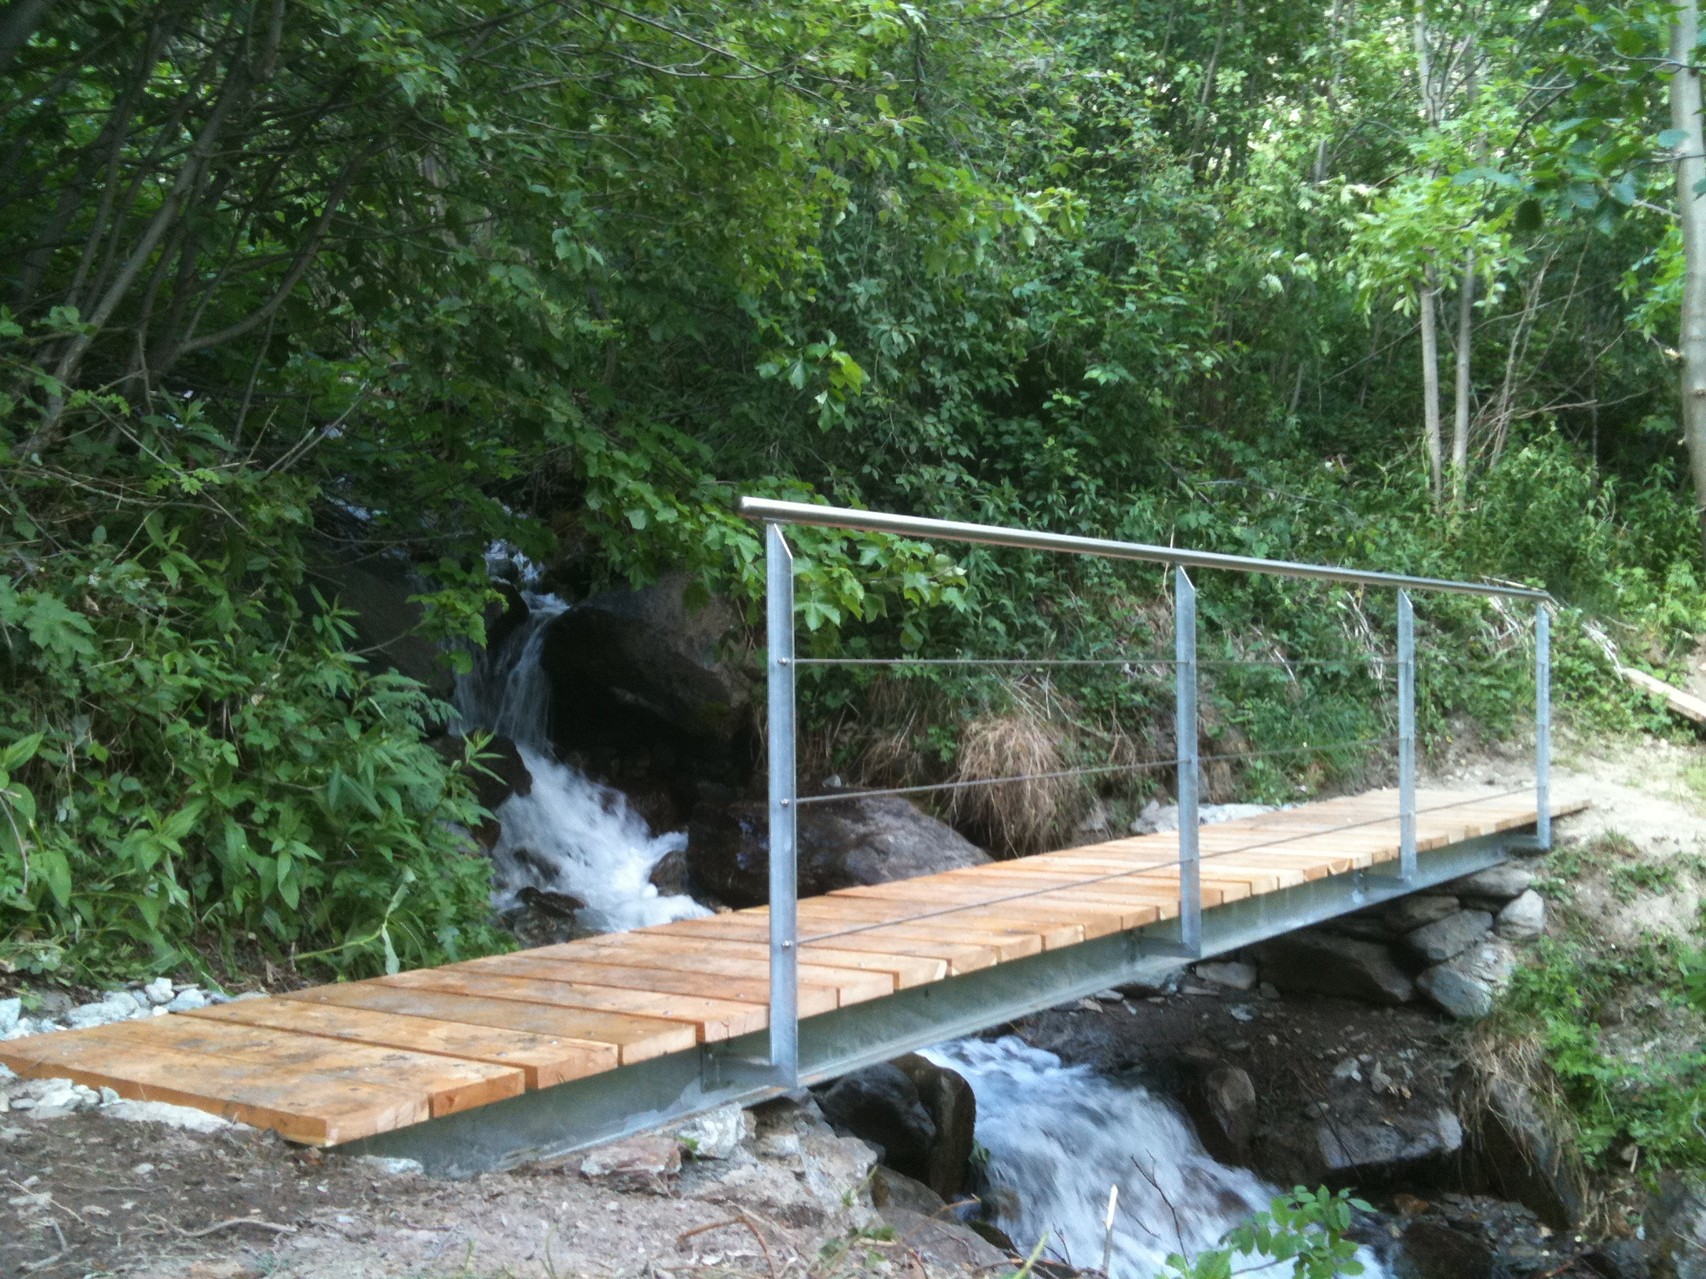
454,593,709,932
926,1036,1384,1279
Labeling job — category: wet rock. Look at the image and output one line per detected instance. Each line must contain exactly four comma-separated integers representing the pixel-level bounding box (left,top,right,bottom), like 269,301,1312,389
1585,1240,1651,1279
690,796,989,907
1496,890,1546,941
1473,1076,1585,1229
1416,939,1516,1020
578,1134,682,1192
1253,931,1414,1005
893,1054,977,1201
1383,895,1462,933
1195,961,1259,991
1647,1174,1706,1279
1444,864,1533,901
1404,910,1494,965
649,846,690,897
465,734,533,811
1187,1064,1257,1164
306,556,458,698
540,573,755,775
1316,1106,1463,1182
816,1064,936,1171
1396,1220,1495,1279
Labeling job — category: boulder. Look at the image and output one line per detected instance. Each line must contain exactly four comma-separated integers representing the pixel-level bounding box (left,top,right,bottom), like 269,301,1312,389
689,796,989,907
1396,1220,1495,1279
1586,1240,1651,1279
675,1103,749,1160
1473,1076,1585,1229
816,1064,937,1171
1416,939,1516,1020
1495,890,1546,941
1443,863,1533,901
1186,1064,1257,1164
1252,931,1414,1005
306,557,455,699
1647,1175,1706,1279
1383,895,1462,934
893,1054,977,1201
1315,1106,1463,1182
1403,910,1493,965
871,1168,1011,1270
539,573,754,773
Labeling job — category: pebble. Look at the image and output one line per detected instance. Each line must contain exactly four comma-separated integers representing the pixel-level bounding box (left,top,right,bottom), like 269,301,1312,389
165,988,209,1013
1229,1005,1257,1023
142,977,175,1006
1332,1057,1363,1083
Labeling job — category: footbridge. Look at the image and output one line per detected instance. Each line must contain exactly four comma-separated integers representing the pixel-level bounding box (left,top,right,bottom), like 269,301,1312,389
0,500,1582,1173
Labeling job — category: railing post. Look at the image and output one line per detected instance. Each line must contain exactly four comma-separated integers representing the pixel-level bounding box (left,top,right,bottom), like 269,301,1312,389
1397,590,1416,881
1536,603,1551,851
1174,567,1200,955
765,523,799,1083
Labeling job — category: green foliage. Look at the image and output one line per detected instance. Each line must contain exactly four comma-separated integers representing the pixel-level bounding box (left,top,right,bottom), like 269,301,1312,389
1161,1187,1369,1279
0,398,505,979
1501,932,1706,1169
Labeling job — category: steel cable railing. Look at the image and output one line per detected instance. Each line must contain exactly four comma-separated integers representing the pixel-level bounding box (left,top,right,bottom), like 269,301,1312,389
740,496,1553,1085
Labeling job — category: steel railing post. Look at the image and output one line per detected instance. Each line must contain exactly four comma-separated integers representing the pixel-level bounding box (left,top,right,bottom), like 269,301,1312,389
1536,604,1551,851
1398,590,1416,881
765,522,799,1083
1174,567,1201,955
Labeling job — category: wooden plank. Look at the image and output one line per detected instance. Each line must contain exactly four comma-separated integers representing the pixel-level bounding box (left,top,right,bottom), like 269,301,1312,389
459,953,842,1014
589,929,947,988
185,998,618,1089
658,916,996,975
287,983,696,1063
0,1031,424,1146
544,934,915,997
806,894,1082,950
56,1015,522,1117
378,968,769,1042
1619,665,1706,725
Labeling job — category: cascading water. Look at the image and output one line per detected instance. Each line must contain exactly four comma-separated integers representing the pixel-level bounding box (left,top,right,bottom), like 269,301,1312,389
453,593,710,933
926,1037,1386,1279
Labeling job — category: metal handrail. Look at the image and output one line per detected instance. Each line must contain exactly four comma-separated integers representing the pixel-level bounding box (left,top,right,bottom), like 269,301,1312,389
738,497,1552,601
738,496,1553,1088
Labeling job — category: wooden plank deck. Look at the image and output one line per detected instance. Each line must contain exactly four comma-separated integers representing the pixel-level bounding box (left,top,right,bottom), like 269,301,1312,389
0,787,1584,1147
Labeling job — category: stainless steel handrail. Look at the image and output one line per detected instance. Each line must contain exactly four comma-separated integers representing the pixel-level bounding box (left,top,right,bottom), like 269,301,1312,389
738,497,1551,600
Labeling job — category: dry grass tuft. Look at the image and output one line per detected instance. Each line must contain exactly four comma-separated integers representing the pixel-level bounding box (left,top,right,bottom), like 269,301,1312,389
950,695,1076,857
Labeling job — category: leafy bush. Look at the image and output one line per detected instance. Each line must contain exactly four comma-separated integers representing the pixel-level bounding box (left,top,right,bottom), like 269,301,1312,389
0,404,505,981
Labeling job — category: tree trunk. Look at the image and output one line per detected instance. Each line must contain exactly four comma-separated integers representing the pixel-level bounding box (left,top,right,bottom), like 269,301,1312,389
1451,247,1474,506
1420,267,1444,501
1672,3,1706,552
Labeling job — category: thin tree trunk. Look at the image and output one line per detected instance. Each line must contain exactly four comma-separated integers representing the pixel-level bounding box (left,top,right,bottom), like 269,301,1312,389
1420,267,1444,501
1451,247,1474,506
1673,3,1706,552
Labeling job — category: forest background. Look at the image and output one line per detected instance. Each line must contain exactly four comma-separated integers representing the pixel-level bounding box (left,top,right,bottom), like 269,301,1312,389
2,0,1704,991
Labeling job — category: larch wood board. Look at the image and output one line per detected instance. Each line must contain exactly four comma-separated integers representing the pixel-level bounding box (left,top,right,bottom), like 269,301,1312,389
0,786,1586,1146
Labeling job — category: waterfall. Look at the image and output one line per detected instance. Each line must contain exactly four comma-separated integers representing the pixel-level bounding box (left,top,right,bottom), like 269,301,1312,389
926,1037,1386,1279
453,593,710,933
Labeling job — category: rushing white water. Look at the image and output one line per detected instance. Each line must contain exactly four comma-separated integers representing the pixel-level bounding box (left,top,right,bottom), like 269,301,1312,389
926,1037,1385,1279
453,593,709,932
